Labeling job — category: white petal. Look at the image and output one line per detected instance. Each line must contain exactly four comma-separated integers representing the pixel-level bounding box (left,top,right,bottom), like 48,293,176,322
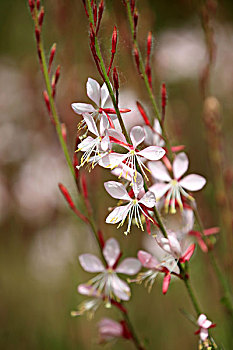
106,129,127,144
103,238,120,267
130,126,145,148
71,103,95,114
132,173,144,197
78,136,95,151
86,78,101,105
82,113,99,136
116,258,141,275
79,254,105,273
153,119,164,146
179,174,206,191
106,204,131,224
102,153,128,169
101,136,109,152
200,328,209,341
143,126,154,145
139,191,156,208
99,114,109,136
197,314,207,327
104,181,131,201
173,152,189,179
111,275,131,301
77,284,98,297
202,320,212,329
137,146,165,161
148,161,171,182
137,250,160,269
101,82,110,107
149,183,171,199
168,235,182,258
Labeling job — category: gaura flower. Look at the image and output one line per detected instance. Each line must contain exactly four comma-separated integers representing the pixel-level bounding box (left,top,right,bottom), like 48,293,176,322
195,314,216,341
102,126,166,181
98,318,131,343
104,178,156,235
71,284,103,319
144,119,165,147
71,77,130,128
148,152,206,213
78,238,141,304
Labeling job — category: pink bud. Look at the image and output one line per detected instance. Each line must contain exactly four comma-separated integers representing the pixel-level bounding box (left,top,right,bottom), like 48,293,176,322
43,90,50,113
36,0,40,10
133,46,141,75
162,273,171,295
28,0,35,14
111,26,117,54
61,123,67,143
35,26,40,43
48,43,56,73
38,7,44,27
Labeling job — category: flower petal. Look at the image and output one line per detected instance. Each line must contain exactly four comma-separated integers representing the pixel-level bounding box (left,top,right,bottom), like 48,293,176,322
130,126,145,148
162,273,171,294
101,82,110,107
83,113,99,136
149,183,171,199
99,114,109,136
173,152,189,179
78,136,95,151
148,161,171,182
105,204,131,224
139,191,156,208
200,328,209,341
98,318,123,338
86,78,101,105
71,103,95,115
179,174,206,191
180,244,195,263
202,320,212,329
103,238,120,267
116,258,141,275
168,235,182,258
111,275,131,301
101,153,128,169
104,181,131,201
137,250,160,269
107,129,127,144
77,284,99,297
197,314,207,327
137,146,165,161
79,254,105,273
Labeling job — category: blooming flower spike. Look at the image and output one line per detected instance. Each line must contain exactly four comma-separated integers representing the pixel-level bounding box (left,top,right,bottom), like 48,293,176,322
104,179,156,235
148,152,206,213
78,238,141,305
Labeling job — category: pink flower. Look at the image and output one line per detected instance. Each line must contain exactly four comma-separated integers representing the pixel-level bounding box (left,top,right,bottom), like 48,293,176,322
195,314,216,341
102,126,165,181
78,238,141,303
148,152,206,213
98,318,131,343
104,178,156,235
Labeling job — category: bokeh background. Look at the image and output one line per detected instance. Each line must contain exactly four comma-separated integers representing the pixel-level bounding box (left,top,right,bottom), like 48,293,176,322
0,0,232,349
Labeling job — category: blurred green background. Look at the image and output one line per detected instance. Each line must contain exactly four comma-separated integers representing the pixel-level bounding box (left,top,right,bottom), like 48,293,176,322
0,0,232,349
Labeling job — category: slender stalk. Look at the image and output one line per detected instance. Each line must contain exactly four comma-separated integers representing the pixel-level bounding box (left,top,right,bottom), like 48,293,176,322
125,0,173,160
123,311,145,350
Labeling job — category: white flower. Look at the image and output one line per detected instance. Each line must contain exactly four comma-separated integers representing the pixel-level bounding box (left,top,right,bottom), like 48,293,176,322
196,314,215,341
148,152,206,213
144,119,165,147
102,126,165,181
71,78,111,120
104,178,156,235
78,238,141,304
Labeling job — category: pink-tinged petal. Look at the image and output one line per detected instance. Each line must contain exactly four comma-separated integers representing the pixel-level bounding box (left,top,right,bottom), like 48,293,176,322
104,181,131,201
173,152,189,179
101,82,111,107
130,126,145,148
162,273,171,294
78,136,95,151
137,146,166,161
79,254,105,273
116,258,141,275
98,318,123,338
71,103,95,114
204,227,220,236
102,153,128,169
111,275,131,301
137,250,160,269
99,114,109,136
200,328,209,341
148,161,171,182
106,204,131,224
197,314,207,327
179,174,206,191
168,235,182,258
86,78,101,105
143,126,154,145
82,113,99,136
103,238,120,267
77,284,99,297
180,244,195,263
107,129,127,144
139,191,156,208
101,136,109,152
202,320,212,329
149,183,171,199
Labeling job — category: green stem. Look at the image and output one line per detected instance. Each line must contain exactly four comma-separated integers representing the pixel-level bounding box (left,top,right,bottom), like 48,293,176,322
125,0,173,160
123,312,145,350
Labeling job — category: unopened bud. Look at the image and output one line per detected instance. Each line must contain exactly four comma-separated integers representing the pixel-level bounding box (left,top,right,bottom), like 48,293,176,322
28,0,35,14
113,67,119,91
133,45,140,75
36,0,40,10
48,43,56,73
43,90,50,113
133,11,138,39
111,26,117,54
35,26,40,43
61,123,67,143
161,83,167,108
147,31,152,58
38,7,44,27
130,0,135,14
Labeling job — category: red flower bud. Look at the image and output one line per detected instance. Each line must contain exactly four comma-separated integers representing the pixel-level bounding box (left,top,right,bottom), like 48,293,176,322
38,7,44,27
111,26,117,54
48,43,56,74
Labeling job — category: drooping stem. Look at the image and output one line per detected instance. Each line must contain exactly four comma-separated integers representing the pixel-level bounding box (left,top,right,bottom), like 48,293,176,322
125,0,173,160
